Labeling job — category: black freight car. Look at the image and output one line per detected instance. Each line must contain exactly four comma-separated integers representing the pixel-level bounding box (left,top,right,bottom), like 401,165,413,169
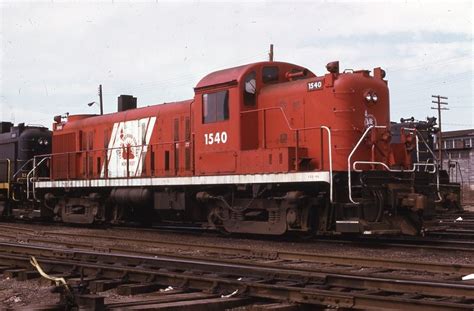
0,122,52,216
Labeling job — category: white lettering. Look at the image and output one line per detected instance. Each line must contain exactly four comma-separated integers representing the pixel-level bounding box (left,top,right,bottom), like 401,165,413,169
221,131,228,143
307,80,323,91
204,131,228,145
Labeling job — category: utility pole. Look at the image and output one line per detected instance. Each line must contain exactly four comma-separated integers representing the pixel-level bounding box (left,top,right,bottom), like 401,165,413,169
98,84,104,115
269,44,274,62
431,95,448,169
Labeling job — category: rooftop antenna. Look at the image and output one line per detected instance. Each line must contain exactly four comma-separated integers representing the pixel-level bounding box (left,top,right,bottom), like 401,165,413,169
98,84,104,115
87,84,104,115
269,44,274,62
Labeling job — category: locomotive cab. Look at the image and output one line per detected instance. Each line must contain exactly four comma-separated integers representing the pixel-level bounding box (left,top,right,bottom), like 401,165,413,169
193,61,317,176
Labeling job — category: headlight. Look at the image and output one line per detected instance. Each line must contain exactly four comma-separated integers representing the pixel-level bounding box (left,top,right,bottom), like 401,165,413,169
44,140,49,145
364,91,378,104
38,138,44,145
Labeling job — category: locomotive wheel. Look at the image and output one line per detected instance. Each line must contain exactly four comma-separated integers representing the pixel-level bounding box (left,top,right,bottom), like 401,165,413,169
362,189,384,222
387,211,421,236
0,200,11,217
206,206,227,230
111,205,126,224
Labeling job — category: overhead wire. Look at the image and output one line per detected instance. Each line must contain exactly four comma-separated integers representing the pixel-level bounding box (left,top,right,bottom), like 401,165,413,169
386,54,471,73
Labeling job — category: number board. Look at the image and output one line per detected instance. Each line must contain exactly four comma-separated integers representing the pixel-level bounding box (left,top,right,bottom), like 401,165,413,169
307,79,324,91
204,131,228,145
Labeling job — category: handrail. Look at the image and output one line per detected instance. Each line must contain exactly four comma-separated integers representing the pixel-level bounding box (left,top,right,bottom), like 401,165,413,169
411,130,442,202
12,158,34,179
242,107,334,202
44,139,190,159
348,126,443,204
35,138,192,181
447,159,464,186
36,107,334,203
400,128,420,163
353,161,437,174
241,107,293,131
241,106,330,133
347,125,386,204
321,126,333,203
27,156,50,201
414,131,437,162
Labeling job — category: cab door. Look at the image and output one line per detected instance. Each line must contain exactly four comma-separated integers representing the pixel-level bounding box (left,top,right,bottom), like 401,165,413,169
193,86,238,175
240,71,258,150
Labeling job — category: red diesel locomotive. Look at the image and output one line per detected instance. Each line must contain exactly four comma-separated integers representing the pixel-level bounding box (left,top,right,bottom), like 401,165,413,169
32,60,440,235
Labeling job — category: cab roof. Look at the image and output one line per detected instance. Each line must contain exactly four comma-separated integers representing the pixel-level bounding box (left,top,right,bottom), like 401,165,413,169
194,61,312,91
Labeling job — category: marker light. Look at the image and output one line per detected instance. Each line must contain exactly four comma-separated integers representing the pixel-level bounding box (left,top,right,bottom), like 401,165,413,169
372,93,378,102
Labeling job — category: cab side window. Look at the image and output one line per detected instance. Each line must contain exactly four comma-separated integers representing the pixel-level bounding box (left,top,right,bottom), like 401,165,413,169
202,90,229,123
243,71,256,106
262,66,279,84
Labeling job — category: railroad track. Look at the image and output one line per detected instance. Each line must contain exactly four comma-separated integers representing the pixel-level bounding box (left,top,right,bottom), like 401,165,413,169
2,221,474,255
0,224,473,277
426,229,474,239
0,241,473,310
4,208,474,243
435,212,474,221
423,209,474,236
326,234,474,252
1,222,474,309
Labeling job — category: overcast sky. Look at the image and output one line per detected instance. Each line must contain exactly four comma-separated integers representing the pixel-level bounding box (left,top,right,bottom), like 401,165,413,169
0,0,472,131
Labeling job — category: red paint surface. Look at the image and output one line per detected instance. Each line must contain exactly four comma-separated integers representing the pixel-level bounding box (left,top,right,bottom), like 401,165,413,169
50,61,411,181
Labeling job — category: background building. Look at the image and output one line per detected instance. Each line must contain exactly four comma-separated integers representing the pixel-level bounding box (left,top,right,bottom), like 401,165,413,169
436,129,474,204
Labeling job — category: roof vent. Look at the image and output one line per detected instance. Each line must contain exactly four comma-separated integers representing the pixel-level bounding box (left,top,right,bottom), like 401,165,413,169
326,61,339,74
118,95,137,112
0,122,13,134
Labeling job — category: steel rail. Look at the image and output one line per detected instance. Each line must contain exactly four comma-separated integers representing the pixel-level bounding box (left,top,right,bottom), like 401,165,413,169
0,226,473,276
2,221,474,252
0,242,472,310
